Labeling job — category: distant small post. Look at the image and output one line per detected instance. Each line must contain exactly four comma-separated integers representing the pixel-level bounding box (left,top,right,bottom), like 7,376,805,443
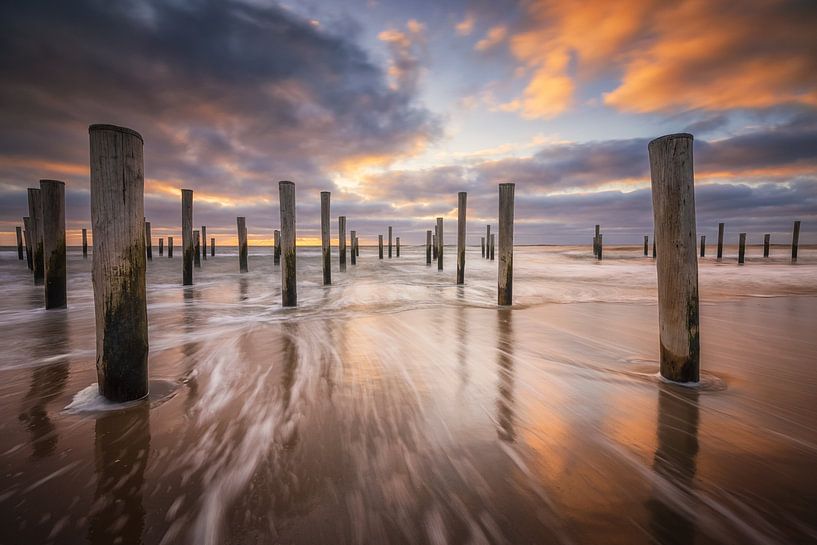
644,235,649,256
648,133,699,383
182,189,193,285
355,235,359,257
339,214,346,273
145,221,152,260
168,236,173,258
159,237,164,256
16,226,23,260
652,237,656,259
279,181,297,307
738,233,746,264
396,237,400,257
27,188,44,284
82,227,88,258
211,237,215,257
717,222,724,260
193,230,201,268
426,230,432,264
40,179,67,309
237,217,248,273
498,183,515,305
436,217,443,271
457,191,466,284
490,234,495,261
273,229,280,266
321,192,331,285
763,234,770,258
378,235,384,259
88,123,148,402
791,220,800,263
597,234,603,261
700,235,705,258
432,230,437,259
202,226,207,261
351,230,357,265
486,225,491,259
482,236,486,258
594,224,600,259
388,226,393,258
23,218,33,270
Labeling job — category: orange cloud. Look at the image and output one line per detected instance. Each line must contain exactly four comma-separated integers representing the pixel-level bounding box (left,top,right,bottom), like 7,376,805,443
455,13,476,36
475,25,507,51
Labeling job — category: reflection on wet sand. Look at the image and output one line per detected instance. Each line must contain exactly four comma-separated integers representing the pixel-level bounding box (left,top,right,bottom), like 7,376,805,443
87,403,151,545
496,308,515,442
647,386,700,545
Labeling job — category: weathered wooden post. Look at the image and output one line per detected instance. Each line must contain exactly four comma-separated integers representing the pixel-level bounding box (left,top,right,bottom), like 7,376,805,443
716,222,724,260
82,227,88,258
351,230,357,265
145,221,152,260
594,224,600,258
738,233,746,264
211,237,215,256
490,233,495,261
457,192,466,284
432,231,437,259
237,217,248,273
356,235,359,257
652,236,656,259
648,133,699,383
700,235,705,257
763,234,770,258
321,192,331,285
388,226,393,258
23,219,33,270
273,229,280,266
201,226,206,261
378,235,384,259
598,234,603,261
193,230,201,268
486,225,491,259
279,181,297,307
481,236,486,258
182,189,193,285
339,215,346,272
168,236,173,258
159,237,164,256
644,235,649,256
396,237,401,257
791,220,800,263
27,188,44,284
436,217,443,270
498,183,515,305
40,180,67,309
89,123,148,401
426,230,432,264
16,226,23,260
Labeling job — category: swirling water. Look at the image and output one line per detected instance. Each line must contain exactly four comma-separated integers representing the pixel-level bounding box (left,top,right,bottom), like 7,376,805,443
0,244,816,544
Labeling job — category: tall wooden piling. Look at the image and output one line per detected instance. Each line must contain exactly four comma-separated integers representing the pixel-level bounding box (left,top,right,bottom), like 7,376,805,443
159,237,164,256
594,224,600,259
490,233,495,261
598,234,603,261
40,180,66,309
426,230,432,264
717,222,724,260
201,226,207,260
791,220,800,263
763,234,770,258
386,226,391,258
432,230,437,259
482,236,486,258
23,218,33,270
457,192,466,284
237,217,248,273
486,225,491,259
193,230,201,268
339,214,346,272
700,235,705,257
168,236,173,258
211,237,215,257
182,189,193,285
652,236,656,258
356,235,359,257
378,235,384,259
738,233,746,264
16,226,23,260
27,188,44,284
436,217,443,271
279,181,297,307
648,133,699,383
273,229,280,266
321,192,331,285
89,123,148,402
644,235,649,256
351,230,357,265
145,221,152,260
82,228,88,258
397,237,401,257
497,183,515,305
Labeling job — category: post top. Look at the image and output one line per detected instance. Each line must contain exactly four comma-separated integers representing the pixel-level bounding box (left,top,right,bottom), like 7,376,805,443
89,124,144,143
648,133,693,147
279,180,294,185
39,179,65,185
27,187,40,193
498,182,516,187
181,188,193,193
320,190,330,194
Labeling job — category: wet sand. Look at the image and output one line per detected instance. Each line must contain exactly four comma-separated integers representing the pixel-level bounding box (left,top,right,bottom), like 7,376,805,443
1,246,816,544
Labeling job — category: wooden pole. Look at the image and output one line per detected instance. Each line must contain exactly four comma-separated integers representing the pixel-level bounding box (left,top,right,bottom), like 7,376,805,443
378,235,383,259
490,233,495,261
211,237,215,256
145,221,152,260
396,236,400,257
598,234,603,261
321,192,331,285
432,230,437,259
16,226,23,260
498,183,515,305
40,180,66,309
426,230,432,264
82,227,89,258
738,233,746,264
388,226,393,258
339,214,346,272
23,218,33,270
27,188,44,284
700,235,705,258
457,191,466,284
644,235,649,256
159,237,164,256
89,123,148,402
193,229,201,268
648,133,699,383
486,225,491,259
168,236,173,258
763,233,770,258
717,222,724,260
481,236,485,258
594,224,600,258
182,189,193,285
351,230,357,265
237,217,248,273
436,217,443,270
652,236,656,259
273,229,280,266
791,220,800,263
279,181,296,307
201,226,207,260
355,235,359,256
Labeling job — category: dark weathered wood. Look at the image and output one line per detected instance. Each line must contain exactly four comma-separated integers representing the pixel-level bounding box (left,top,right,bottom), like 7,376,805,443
201,226,206,261
486,225,491,260
700,235,705,257
237,217,248,273
738,233,746,264
597,234,603,261
763,233,770,258
396,236,401,257
791,220,800,263
145,221,152,260
426,229,432,264
168,236,173,258
182,189,193,285
82,227,88,258
388,226,393,258
16,226,23,260
27,188,44,284
211,237,215,256
339,214,346,273
378,234,384,259
644,235,649,256
40,180,66,309
193,229,201,268
159,237,164,256
279,181,296,306
321,192,331,285
490,233,495,261
436,217,443,270
498,183,515,305
23,218,33,270
457,192,466,284
432,230,437,260
355,235,359,257
716,222,724,260
652,236,656,259
351,230,357,265
89,123,148,402
648,133,699,383
481,236,485,258
273,229,280,266
594,224,600,259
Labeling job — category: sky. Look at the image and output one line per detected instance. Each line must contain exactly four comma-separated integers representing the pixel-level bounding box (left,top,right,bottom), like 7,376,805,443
1,0,816,246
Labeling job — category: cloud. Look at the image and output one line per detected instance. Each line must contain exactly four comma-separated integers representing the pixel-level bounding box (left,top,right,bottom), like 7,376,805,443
475,25,507,51
455,13,476,36
378,19,428,94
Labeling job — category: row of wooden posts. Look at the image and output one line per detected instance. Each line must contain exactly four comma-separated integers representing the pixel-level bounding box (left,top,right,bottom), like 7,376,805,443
592,221,802,263
9,126,808,401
